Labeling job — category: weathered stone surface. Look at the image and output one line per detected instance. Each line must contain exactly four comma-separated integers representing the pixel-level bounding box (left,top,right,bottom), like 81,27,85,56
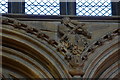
1,16,120,79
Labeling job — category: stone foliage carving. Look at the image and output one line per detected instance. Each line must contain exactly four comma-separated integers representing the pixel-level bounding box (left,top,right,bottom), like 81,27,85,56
2,16,120,78
58,17,91,53
58,17,92,77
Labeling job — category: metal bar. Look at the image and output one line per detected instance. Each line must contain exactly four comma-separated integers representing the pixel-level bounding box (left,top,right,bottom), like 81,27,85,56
60,0,67,15
67,1,76,15
2,13,120,22
111,2,120,16
8,0,25,14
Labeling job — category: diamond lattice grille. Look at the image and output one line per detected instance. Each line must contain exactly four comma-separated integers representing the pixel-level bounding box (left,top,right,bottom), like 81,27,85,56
76,0,112,16
0,0,8,13
25,0,60,15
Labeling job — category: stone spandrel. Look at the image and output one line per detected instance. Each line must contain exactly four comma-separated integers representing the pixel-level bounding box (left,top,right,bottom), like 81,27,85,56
2,16,120,78
20,19,119,52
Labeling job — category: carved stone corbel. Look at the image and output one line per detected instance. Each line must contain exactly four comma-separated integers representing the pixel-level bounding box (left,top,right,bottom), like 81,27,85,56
65,54,85,77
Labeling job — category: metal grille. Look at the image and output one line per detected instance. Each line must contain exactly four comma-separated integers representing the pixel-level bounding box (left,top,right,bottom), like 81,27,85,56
0,0,8,13
25,0,60,15
76,0,112,16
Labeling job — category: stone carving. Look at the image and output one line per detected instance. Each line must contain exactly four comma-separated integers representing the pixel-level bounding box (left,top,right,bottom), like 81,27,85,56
65,54,85,77
81,28,120,58
58,17,92,77
2,17,59,49
59,17,91,39
58,17,91,53
58,17,120,77
2,16,120,78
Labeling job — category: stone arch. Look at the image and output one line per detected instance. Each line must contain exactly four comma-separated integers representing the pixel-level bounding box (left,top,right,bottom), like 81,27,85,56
83,34,120,79
1,21,71,79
